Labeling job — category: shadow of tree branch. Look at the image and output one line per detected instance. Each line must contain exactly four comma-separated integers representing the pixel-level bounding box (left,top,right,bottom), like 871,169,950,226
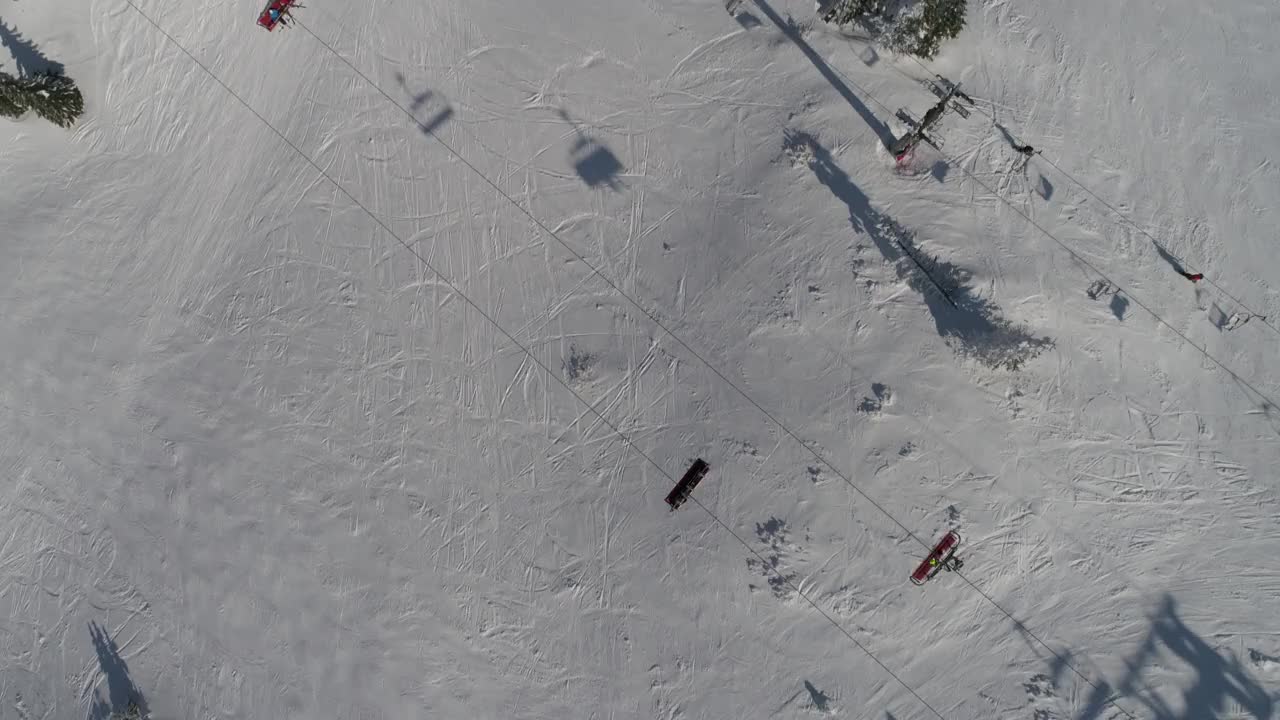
1069,595,1274,720
0,21,64,77
88,622,150,720
789,129,1053,370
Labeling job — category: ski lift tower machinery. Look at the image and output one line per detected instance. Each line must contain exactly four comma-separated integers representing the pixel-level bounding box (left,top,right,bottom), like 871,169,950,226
891,77,975,160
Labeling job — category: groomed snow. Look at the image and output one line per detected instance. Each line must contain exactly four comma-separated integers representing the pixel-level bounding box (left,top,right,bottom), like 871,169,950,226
1,0,1278,718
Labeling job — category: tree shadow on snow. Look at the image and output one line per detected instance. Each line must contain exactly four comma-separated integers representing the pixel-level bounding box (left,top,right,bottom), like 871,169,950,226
804,680,832,712
790,129,1052,370
0,21,64,78
556,108,625,191
87,622,150,720
774,679,835,715
393,72,454,138
752,0,897,151
1062,595,1274,720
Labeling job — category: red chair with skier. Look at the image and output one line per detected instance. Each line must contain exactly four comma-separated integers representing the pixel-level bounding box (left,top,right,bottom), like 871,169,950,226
258,0,300,30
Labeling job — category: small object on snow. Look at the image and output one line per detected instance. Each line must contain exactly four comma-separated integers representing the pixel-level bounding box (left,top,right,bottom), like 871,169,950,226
1086,279,1117,299
1014,143,1036,156
911,530,962,585
725,0,743,13
1180,271,1204,282
1223,312,1262,331
665,458,710,510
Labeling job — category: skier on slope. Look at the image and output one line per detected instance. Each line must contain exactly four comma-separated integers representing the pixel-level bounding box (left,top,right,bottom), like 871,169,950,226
1010,143,1039,173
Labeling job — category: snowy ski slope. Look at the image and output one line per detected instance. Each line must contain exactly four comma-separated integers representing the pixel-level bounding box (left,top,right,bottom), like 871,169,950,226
1,0,1278,717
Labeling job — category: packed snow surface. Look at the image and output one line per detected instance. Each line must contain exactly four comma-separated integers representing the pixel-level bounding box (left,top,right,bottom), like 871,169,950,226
2,0,1279,718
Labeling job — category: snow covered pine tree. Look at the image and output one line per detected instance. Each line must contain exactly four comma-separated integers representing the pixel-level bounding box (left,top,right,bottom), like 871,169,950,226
823,0,887,25
821,0,966,59
0,70,85,128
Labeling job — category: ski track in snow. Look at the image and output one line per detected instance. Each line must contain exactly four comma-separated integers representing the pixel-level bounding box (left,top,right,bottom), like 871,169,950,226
1,0,1279,718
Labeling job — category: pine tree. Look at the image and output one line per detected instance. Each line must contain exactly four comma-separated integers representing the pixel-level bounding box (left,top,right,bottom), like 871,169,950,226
823,0,892,25
887,0,966,58
822,0,966,59
0,70,84,127
0,72,24,119
0,91,22,119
